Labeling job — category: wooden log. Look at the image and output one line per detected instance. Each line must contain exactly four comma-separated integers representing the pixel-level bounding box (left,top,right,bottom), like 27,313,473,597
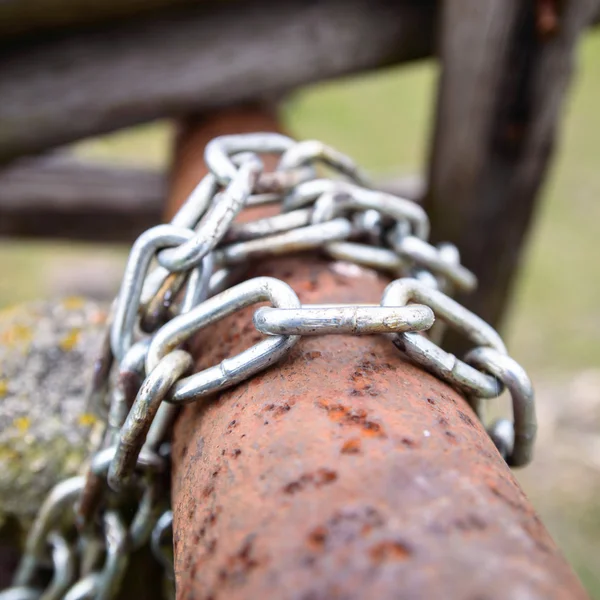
0,0,202,40
424,0,600,352
0,0,436,164
0,155,166,242
0,154,422,242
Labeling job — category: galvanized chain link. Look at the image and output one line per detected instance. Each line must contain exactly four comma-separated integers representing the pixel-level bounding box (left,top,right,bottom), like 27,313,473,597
2,133,537,599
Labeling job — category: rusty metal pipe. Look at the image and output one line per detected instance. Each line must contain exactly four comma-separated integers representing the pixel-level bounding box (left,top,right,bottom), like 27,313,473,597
166,111,588,599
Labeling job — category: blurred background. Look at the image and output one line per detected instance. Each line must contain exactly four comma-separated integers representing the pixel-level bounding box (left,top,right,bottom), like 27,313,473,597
0,3,599,596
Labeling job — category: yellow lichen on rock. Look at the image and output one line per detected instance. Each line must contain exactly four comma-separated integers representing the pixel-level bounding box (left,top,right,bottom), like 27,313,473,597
0,298,108,530
77,412,98,427
59,328,81,352
13,416,30,433
0,323,33,352
62,297,86,311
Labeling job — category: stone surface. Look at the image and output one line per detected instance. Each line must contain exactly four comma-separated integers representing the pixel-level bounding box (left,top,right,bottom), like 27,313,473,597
0,298,107,530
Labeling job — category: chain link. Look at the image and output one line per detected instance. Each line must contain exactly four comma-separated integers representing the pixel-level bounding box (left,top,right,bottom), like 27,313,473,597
2,133,537,599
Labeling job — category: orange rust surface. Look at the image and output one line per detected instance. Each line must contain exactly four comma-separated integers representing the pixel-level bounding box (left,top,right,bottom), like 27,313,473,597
167,111,588,599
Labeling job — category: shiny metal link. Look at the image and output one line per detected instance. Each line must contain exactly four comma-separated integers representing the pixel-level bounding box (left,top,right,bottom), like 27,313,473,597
0,589,41,600
383,278,506,352
204,132,295,184
14,477,85,587
222,208,312,244
91,445,165,477
254,304,434,336
486,419,516,463
464,347,537,466
9,133,535,600
129,480,165,550
391,233,477,293
41,533,76,600
390,331,503,399
436,242,462,293
278,140,370,187
215,218,353,266
157,159,262,272
107,339,150,436
151,511,175,578
139,271,187,334
283,179,429,239
147,277,301,404
382,278,505,399
253,166,315,195
63,575,100,600
111,224,194,361
325,241,408,275
95,513,129,600
179,252,214,314
108,350,193,491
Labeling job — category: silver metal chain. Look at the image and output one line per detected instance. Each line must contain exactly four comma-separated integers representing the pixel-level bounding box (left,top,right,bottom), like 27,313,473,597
2,133,537,600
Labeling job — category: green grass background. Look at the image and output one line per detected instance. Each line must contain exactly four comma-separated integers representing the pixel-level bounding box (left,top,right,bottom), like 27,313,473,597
1,28,599,595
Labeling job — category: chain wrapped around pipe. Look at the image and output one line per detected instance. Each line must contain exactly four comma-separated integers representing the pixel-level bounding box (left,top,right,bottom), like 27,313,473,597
2,133,537,600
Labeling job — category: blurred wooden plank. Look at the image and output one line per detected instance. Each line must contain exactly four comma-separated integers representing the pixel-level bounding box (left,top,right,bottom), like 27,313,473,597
0,0,203,39
0,155,422,242
424,0,599,352
0,0,436,164
0,156,165,242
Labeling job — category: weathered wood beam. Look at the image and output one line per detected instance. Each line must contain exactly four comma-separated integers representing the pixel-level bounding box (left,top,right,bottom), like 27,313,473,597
0,0,202,40
424,0,599,352
0,156,165,242
0,155,422,242
0,0,436,164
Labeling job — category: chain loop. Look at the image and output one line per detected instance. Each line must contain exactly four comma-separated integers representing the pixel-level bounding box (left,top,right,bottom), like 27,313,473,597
464,347,537,466
108,350,193,491
253,304,434,336
7,133,536,599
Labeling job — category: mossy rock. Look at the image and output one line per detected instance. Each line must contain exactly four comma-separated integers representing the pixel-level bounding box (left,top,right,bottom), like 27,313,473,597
0,298,108,534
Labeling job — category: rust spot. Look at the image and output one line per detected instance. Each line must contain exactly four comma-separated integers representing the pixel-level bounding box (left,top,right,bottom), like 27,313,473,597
445,431,458,445
340,438,362,454
218,536,261,586
307,526,328,550
458,410,475,428
282,468,338,495
317,401,386,438
206,539,218,555
400,437,417,449
316,400,348,421
232,449,242,459
316,468,337,485
208,509,221,525
454,514,488,532
304,350,323,361
202,484,215,499
263,402,292,417
369,540,412,563
362,421,384,438
283,476,311,495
